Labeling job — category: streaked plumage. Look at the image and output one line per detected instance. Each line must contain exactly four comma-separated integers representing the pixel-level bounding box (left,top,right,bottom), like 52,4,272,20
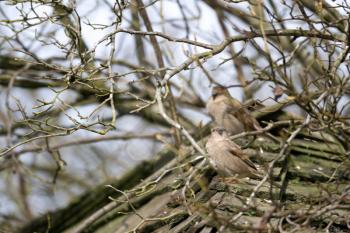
206,86,261,135
205,128,262,179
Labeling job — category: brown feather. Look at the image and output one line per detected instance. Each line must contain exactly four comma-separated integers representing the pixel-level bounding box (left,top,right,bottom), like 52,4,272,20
206,128,262,179
207,86,261,135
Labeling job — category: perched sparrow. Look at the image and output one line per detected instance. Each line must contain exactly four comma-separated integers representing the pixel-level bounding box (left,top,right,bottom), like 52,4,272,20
206,86,261,135
205,127,262,179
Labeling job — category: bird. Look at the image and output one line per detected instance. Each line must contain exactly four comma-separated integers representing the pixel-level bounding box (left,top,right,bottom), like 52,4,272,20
205,127,262,179
206,86,261,135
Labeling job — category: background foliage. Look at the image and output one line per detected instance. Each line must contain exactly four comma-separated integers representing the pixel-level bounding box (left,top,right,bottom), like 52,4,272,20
0,0,350,232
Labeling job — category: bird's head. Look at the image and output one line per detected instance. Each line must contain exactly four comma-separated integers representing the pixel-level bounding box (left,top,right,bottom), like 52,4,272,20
211,127,227,136
212,85,243,109
211,86,228,99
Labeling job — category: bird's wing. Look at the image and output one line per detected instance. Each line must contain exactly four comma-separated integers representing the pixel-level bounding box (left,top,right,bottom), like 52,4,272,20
238,110,261,130
225,141,258,171
224,99,261,130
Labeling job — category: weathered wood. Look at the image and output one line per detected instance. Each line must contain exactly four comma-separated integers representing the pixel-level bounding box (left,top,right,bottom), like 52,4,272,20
19,150,176,233
19,128,350,233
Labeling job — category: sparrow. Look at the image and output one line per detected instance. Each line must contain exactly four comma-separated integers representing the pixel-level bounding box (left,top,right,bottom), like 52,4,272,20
206,86,261,135
205,127,262,179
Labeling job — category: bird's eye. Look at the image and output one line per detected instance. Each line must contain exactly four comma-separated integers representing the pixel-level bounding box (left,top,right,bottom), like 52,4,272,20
216,128,225,135
212,93,218,99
